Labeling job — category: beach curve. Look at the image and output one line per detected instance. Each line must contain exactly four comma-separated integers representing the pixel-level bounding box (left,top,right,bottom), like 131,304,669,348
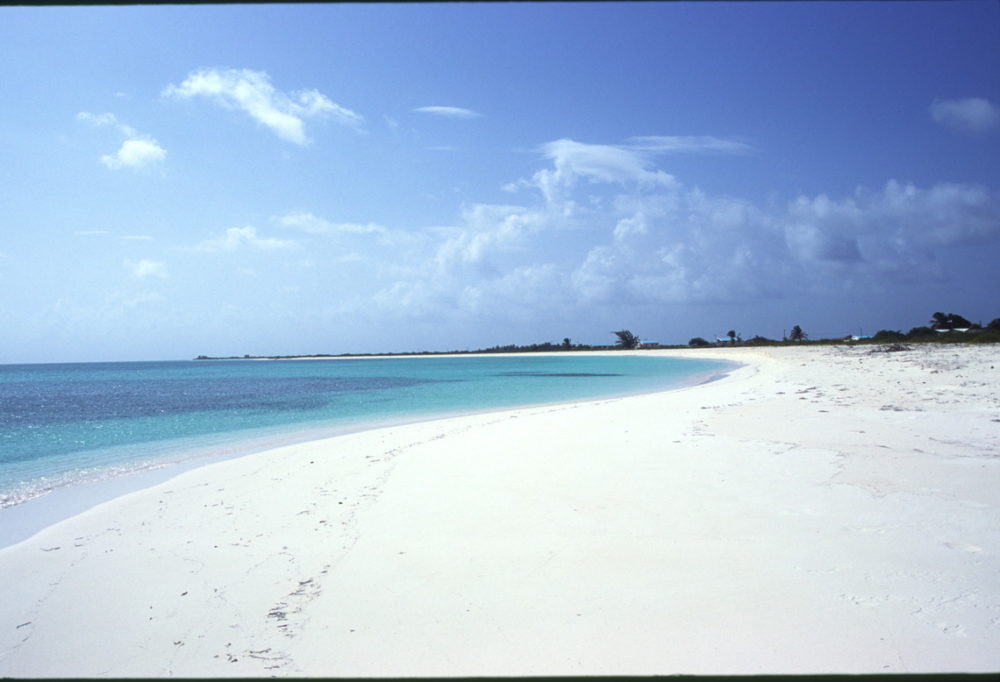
0,344,998,675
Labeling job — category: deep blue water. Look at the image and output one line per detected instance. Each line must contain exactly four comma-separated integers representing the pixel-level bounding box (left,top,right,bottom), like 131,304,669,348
0,354,732,508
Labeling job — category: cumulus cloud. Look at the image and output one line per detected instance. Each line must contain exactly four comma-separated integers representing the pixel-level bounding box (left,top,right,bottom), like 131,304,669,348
570,190,784,305
413,106,482,119
77,111,166,170
783,180,999,274
432,203,546,273
195,226,299,252
163,68,363,144
367,135,999,321
125,259,168,279
930,97,1000,134
101,138,167,170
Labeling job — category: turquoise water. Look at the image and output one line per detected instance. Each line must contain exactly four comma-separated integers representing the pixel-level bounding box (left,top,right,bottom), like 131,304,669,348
0,354,732,508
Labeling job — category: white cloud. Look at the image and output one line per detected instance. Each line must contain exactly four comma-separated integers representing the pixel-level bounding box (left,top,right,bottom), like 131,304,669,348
278,212,385,235
930,97,1000,134
613,214,648,242
516,139,678,211
372,137,1000,321
413,106,482,119
125,259,168,279
195,226,300,252
506,136,750,203
432,203,546,273
77,111,166,170
627,135,754,154
101,138,167,170
76,111,119,128
782,180,999,274
540,138,676,188
570,190,784,305
163,68,363,144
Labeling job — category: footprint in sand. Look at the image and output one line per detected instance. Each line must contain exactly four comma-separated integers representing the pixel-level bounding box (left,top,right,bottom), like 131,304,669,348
944,542,982,552
935,622,968,637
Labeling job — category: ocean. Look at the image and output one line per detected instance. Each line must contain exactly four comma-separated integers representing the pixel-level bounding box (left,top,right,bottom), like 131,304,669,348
0,353,732,513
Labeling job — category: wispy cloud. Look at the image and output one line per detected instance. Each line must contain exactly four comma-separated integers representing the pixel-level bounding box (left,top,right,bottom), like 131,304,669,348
538,139,675,186
930,97,1000,134
195,225,300,252
413,106,482,119
277,212,386,235
76,112,119,128
504,135,752,208
163,68,364,145
77,111,167,170
125,259,168,279
626,135,754,154
511,138,675,208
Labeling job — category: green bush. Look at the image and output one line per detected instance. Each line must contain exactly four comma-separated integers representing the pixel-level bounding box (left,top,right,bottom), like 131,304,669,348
969,329,1000,344
907,326,936,339
688,337,711,347
873,329,906,342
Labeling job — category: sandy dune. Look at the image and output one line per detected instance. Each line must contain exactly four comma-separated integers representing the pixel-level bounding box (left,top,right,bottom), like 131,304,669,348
1,343,998,676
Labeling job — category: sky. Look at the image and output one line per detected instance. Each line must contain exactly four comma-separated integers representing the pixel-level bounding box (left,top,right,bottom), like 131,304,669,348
1,1,999,363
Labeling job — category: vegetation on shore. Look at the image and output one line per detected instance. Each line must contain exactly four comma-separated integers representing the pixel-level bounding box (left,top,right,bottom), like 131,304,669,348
689,312,1000,349
195,312,1000,360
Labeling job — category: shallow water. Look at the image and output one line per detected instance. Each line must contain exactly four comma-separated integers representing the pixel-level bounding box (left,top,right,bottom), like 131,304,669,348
0,354,732,509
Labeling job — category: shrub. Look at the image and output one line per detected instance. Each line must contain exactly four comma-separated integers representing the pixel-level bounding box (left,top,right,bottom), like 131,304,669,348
907,326,936,339
688,337,711,347
873,329,906,342
969,329,1000,344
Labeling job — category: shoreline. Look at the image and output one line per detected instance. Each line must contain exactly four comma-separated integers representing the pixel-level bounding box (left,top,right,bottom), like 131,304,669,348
0,351,736,548
1,344,998,675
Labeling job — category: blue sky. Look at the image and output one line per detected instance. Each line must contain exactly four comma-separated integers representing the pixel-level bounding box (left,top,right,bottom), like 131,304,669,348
1,1,999,362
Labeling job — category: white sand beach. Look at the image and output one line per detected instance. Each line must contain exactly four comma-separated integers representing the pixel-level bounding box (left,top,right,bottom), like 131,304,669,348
1,343,998,676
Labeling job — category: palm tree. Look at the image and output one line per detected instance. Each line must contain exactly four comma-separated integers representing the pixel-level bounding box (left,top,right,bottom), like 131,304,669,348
930,312,972,330
612,330,640,349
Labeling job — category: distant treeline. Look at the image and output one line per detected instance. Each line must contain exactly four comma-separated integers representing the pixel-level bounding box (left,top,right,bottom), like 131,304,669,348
690,312,1000,348
194,312,1000,360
